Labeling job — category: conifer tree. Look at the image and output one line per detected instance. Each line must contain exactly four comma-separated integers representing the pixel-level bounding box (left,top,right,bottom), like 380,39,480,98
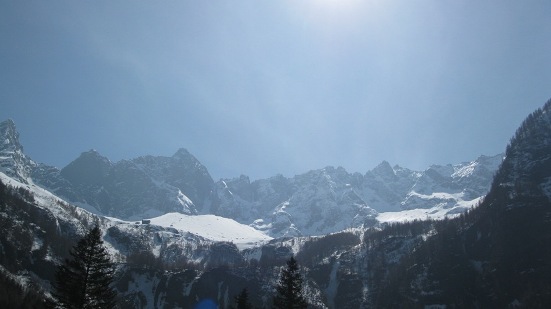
273,256,308,309
54,225,117,309
232,288,253,309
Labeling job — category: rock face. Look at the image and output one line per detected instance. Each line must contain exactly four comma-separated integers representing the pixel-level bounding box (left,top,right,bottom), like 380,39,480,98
0,118,501,235
51,148,215,219
0,121,215,219
214,167,379,238
369,99,551,307
0,119,35,183
2,99,551,308
211,155,502,237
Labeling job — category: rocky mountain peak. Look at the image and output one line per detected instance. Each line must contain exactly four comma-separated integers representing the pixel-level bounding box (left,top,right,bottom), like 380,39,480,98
60,149,112,186
493,98,551,195
0,119,23,153
172,148,194,160
0,119,34,183
171,148,211,175
373,99,551,306
0,118,503,232
370,160,397,181
81,149,110,162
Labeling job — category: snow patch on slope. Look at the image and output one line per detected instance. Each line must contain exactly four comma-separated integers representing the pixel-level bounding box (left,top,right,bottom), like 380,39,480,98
0,171,94,230
378,196,483,223
147,212,272,250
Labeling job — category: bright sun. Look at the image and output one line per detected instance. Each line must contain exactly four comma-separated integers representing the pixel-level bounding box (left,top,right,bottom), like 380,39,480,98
316,0,361,9
298,0,368,27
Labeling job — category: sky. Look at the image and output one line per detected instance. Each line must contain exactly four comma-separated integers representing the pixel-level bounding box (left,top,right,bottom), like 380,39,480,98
1,1,551,181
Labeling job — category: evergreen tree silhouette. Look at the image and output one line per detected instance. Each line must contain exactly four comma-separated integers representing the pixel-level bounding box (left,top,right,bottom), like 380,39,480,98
231,288,253,309
273,256,308,309
54,225,117,309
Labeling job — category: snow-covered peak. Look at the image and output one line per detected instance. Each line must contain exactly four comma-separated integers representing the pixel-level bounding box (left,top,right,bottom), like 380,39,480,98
0,118,503,239
425,164,454,177
0,119,22,152
210,153,501,237
0,119,35,183
452,154,503,179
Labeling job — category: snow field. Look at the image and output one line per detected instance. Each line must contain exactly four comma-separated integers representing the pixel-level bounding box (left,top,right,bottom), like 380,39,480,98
148,212,273,250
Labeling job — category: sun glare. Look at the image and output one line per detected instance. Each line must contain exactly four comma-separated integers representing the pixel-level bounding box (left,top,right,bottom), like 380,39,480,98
291,0,372,35
297,0,372,24
316,0,361,8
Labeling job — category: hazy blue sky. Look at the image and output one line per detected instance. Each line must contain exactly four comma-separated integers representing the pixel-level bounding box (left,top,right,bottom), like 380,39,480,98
1,1,551,180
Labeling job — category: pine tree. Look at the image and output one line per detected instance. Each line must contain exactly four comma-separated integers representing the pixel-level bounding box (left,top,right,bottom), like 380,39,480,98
54,225,117,309
273,256,308,309
232,288,253,309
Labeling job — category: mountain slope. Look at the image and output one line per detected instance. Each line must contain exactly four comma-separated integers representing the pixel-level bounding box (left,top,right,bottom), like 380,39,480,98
371,99,551,307
57,148,216,219
0,122,217,220
0,118,500,238
146,212,272,249
0,120,217,220
0,170,277,306
1,98,550,308
0,119,35,184
212,155,502,237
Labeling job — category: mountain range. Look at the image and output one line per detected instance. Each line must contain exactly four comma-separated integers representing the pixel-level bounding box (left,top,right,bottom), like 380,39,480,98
2,98,551,308
0,118,502,238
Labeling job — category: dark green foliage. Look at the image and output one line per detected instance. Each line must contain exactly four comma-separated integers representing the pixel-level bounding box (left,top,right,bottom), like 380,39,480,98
273,256,308,309
0,270,52,308
54,226,117,309
296,232,361,267
0,179,69,307
369,98,551,307
259,245,293,267
232,288,253,309
126,250,160,269
372,189,551,307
